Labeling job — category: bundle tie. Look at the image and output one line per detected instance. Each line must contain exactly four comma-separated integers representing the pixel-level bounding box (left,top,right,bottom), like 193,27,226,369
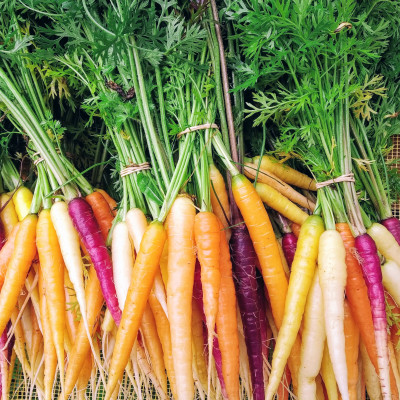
177,123,219,139
316,173,355,189
33,157,44,166
120,162,151,177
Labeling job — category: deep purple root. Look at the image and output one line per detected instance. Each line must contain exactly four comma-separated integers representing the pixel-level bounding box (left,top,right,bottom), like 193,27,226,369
0,219,5,251
231,225,265,400
381,217,400,246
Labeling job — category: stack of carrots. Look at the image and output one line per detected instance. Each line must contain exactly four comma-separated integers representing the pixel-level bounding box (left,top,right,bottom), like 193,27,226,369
0,0,400,399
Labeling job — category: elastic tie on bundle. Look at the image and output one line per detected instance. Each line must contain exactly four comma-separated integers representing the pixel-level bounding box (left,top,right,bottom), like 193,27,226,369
33,149,63,166
120,162,151,177
316,173,355,189
176,123,219,139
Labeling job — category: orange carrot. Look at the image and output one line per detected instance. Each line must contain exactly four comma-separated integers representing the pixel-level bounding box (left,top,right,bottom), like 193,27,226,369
38,266,58,400
0,214,37,336
291,222,301,238
216,218,239,400
148,291,177,398
344,299,360,400
105,221,166,399
194,211,221,393
141,302,167,394
166,196,196,400
86,191,115,241
96,189,118,216
30,301,43,372
210,163,231,241
63,264,104,398
64,268,79,345
36,209,65,392
0,222,20,289
76,355,93,400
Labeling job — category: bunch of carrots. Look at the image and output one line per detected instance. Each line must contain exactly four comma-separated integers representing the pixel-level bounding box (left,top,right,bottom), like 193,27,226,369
0,0,400,399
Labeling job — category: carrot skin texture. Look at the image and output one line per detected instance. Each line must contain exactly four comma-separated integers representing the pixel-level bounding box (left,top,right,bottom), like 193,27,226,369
105,221,166,399
344,300,360,400
355,233,391,399
86,191,115,241
38,267,57,400
319,230,349,400
0,222,20,290
63,265,104,398
36,209,66,391
290,222,301,238
68,197,121,325
0,214,37,336
166,196,196,400
282,232,297,270
381,217,400,246
266,215,324,400
216,219,240,400
96,189,118,216
298,269,325,400
0,219,5,251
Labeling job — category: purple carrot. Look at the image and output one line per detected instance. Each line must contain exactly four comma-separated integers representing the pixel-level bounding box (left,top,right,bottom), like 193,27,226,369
256,272,270,363
381,217,400,246
282,232,298,270
194,262,228,398
0,321,14,398
355,233,391,399
231,224,265,400
68,197,121,325
0,218,5,251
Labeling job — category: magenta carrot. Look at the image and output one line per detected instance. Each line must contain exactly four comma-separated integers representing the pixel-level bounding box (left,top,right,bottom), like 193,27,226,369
281,232,298,270
355,233,391,399
68,197,121,325
0,219,5,251
381,217,400,246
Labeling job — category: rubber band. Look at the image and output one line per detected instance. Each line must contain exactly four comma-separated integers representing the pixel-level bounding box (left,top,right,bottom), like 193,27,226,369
33,157,44,166
316,173,355,189
120,162,151,177
176,123,219,139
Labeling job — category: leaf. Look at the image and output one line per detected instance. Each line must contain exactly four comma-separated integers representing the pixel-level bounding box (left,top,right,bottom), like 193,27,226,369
137,174,163,206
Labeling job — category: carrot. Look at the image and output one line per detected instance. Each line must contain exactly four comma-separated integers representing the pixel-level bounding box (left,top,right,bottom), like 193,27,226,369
194,211,221,392
63,264,104,398
36,209,65,393
64,268,79,346
210,163,231,241
0,222,20,290
0,213,37,336
320,342,338,400
344,299,360,400
38,266,57,400
255,182,309,225
30,301,42,372
12,186,33,222
216,218,240,400
96,189,118,216
368,222,400,263
141,303,167,395
360,341,382,400
381,260,400,305
76,354,92,400
148,292,177,399
291,222,301,238
112,221,135,309
159,240,168,287
126,208,148,253
105,221,166,399
250,155,317,191
298,269,325,400
166,196,196,400
191,298,208,395
68,197,121,325
244,163,315,211
86,191,115,241
266,215,324,400
0,193,18,237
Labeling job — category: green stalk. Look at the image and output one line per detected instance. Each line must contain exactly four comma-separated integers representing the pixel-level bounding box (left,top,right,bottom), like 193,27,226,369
29,174,42,215
212,133,239,177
